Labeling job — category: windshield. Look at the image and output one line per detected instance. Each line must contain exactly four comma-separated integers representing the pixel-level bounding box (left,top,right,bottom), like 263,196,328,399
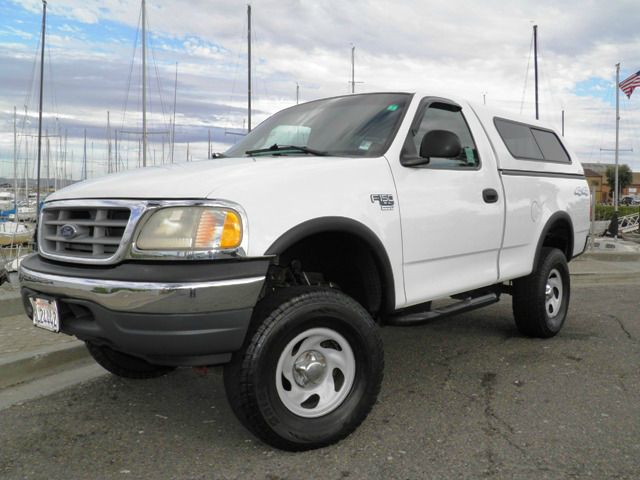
225,93,412,158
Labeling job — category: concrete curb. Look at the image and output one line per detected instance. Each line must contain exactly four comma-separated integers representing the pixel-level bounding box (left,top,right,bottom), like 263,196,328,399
0,342,91,389
570,272,640,286
0,292,24,317
580,251,640,262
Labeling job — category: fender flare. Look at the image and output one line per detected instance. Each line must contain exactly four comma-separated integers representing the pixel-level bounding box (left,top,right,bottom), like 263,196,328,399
265,217,396,314
533,211,575,269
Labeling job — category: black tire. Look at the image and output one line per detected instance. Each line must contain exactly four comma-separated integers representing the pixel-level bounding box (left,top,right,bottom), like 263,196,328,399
512,247,570,338
224,287,384,451
86,342,176,379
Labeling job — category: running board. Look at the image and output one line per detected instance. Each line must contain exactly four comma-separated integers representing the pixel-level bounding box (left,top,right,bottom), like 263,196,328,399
387,293,499,326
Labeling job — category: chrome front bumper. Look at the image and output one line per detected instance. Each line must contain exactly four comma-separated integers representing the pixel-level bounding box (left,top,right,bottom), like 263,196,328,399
19,265,265,314
18,255,270,365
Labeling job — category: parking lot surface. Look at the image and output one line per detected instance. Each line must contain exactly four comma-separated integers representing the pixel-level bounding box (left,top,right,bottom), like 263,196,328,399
1,283,639,479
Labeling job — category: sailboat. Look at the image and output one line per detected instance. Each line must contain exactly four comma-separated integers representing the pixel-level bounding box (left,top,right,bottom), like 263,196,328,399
0,192,14,212
117,0,173,168
0,222,33,246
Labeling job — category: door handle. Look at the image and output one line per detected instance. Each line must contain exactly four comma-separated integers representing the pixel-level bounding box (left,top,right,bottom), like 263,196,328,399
482,188,499,203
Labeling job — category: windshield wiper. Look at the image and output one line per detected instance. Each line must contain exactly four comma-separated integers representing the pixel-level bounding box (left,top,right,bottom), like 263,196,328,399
245,144,327,156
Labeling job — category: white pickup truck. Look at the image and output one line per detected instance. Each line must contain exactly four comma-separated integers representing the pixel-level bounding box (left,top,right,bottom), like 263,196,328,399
20,92,590,451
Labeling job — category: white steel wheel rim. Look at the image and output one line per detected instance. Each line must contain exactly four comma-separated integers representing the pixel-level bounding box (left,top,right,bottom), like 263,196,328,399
545,268,563,319
275,327,356,418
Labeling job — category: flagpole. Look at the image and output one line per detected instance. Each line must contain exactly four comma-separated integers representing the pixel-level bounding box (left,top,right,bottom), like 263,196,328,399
533,25,539,120
614,63,620,215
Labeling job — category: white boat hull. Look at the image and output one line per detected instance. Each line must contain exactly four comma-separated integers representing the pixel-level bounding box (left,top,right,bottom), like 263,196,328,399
0,222,34,245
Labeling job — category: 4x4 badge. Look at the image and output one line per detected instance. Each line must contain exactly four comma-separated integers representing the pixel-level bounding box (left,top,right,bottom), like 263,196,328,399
370,194,394,211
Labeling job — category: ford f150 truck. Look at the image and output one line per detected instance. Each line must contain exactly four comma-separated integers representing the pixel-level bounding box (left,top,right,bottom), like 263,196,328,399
20,92,590,451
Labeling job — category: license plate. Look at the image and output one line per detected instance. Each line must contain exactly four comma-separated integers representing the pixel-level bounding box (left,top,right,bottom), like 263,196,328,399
30,297,60,333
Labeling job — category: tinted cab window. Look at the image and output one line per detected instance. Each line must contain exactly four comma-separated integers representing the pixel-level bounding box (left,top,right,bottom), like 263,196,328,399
403,102,480,169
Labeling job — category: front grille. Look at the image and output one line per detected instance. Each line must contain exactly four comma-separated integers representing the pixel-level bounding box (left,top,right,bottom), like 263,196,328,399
40,206,131,261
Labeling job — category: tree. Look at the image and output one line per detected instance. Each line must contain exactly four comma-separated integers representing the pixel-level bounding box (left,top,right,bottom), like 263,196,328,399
605,164,633,202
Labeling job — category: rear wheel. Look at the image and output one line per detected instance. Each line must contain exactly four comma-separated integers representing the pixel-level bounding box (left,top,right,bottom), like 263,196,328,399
86,342,176,379
224,287,384,451
512,247,570,338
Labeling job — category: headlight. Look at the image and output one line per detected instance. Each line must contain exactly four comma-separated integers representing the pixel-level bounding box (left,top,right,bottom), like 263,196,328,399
136,206,242,251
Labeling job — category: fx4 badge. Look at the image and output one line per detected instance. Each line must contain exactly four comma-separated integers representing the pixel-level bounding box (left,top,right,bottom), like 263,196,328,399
370,194,394,210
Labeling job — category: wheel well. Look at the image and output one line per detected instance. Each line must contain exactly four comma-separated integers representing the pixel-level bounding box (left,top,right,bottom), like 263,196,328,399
539,216,573,262
267,231,390,317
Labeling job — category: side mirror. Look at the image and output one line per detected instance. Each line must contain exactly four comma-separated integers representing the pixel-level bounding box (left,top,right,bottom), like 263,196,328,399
419,130,462,159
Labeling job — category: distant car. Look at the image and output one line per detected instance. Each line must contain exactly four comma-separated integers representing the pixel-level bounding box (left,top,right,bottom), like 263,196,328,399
621,195,640,205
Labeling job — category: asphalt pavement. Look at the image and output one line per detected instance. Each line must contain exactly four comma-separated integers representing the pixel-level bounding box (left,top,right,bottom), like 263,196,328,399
0,282,639,479
0,248,639,479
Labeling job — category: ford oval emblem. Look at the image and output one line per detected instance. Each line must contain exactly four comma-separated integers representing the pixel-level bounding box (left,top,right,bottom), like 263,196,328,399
60,224,78,239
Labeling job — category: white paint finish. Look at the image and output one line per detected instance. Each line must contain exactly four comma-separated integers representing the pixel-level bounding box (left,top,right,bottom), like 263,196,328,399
208,156,407,307
499,175,591,281
46,155,407,307
45,91,591,311
383,96,504,305
47,158,256,201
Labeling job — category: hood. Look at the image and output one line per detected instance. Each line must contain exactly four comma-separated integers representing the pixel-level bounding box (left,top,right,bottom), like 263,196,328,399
46,156,360,202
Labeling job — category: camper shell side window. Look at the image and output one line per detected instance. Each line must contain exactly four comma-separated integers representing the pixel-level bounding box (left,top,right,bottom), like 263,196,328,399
494,117,571,164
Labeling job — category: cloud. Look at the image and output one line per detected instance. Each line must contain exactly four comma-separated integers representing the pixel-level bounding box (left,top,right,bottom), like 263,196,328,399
1,0,640,178
2,26,33,40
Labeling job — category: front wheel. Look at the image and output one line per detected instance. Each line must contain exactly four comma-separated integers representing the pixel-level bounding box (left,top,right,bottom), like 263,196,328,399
224,287,384,451
512,247,571,338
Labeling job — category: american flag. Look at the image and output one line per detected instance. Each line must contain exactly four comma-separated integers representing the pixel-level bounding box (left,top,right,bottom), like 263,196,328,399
619,70,640,98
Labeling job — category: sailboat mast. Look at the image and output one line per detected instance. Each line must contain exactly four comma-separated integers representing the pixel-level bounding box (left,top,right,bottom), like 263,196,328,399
54,121,58,191
533,25,539,120
171,62,177,163
142,0,147,167
351,46,355,94
82,128,87,180
24,106,29,196
35,0,47,218
13,106,17,214
614,63,620,213
115,130,118,172
107,110,112,173
247,4,252,132
46,131,50,193
63,129,67,186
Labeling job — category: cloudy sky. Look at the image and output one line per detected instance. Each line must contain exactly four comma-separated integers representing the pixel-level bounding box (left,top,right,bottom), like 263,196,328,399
0,0,639,181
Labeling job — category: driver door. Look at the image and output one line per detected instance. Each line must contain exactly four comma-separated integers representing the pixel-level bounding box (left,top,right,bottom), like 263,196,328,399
391,97,504,305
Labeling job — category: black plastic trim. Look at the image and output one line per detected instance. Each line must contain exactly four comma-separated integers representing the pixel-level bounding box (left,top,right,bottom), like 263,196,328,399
21,254,271,283
500,169,585,180
533,212,575,268
22,287,250,366
572,234,590,260
265,217,396,313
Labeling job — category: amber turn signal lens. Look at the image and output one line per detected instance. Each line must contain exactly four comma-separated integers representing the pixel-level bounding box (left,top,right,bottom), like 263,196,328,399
220,210,242,249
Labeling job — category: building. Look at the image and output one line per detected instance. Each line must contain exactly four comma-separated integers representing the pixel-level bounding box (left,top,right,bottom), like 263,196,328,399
582,162,640,204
